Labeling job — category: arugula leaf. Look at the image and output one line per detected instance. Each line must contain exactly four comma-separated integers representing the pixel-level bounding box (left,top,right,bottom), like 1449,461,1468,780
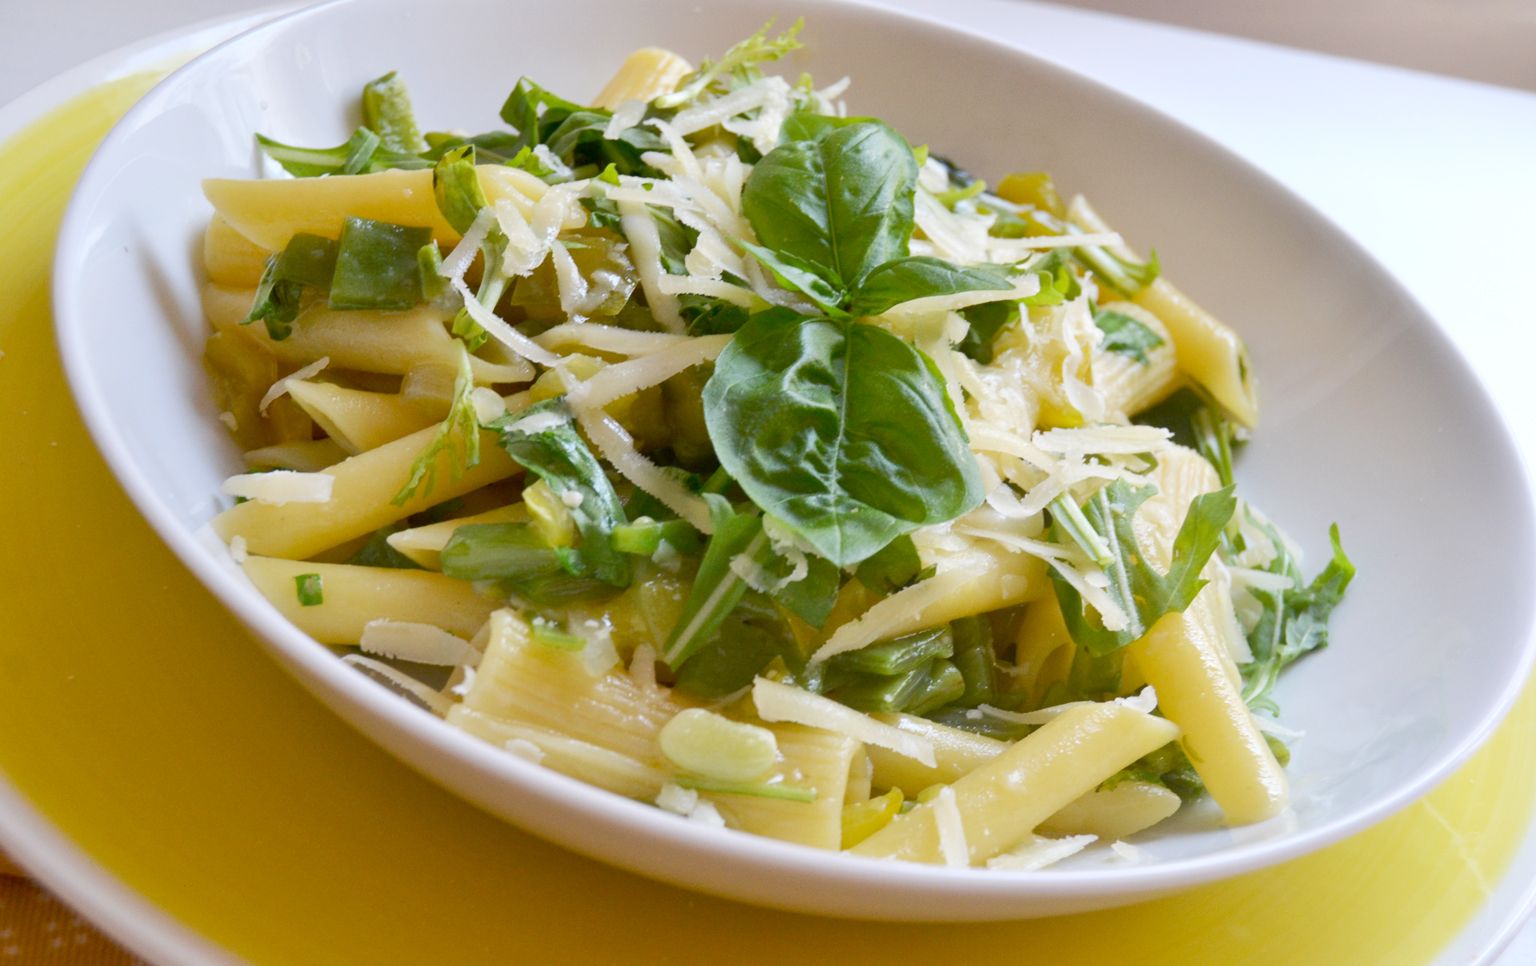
1241,522,1355,714
255,128,382,177
654,18,804,109
662,495,765,669
498,78,664,176
1094,308,1165,365
347,525,423,570
361,71,426,154
431,146,507,349
491,399,630,587
244,234,337,340
850,257,1010,317
673,593,796,699
1135,389,1239,488
703,309,984,567
738,241,847,315
1048,479,1238,657
439,522,565,583
757,548,842,628
327,217,432,311
742,120,917,290
393,344,480,505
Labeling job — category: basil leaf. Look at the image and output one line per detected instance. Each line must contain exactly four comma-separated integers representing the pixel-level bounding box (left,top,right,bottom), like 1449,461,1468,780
491,399,630,587
777,111,861,143
704,310,984,567
762,552,842,629
742,120,917,289
849,256,1011,317
244,233,337,340
328,217,432,311
738,241,848,316
854,534,924,595
1095,308,1164,365
361,71,426,154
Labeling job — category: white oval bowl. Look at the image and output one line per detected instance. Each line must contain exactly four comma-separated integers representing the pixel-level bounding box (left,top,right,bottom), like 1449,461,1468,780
53,0,1536,920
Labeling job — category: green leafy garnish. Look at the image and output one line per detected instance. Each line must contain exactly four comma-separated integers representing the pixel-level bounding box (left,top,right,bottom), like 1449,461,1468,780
848,257,1011,318
490,399,630,587
499,78,664,176
703,308,984,567
431,145,504,349
440,523,564,583
662,496,766,669
854,534,925,595
611,519,703,557
1241,523,1355,714
294,573,324,607
256,128,382,178
1094,308,1165,365
654,19,804,109
392,344,480,506
244,234,337,340
328,216,433,310
1048,480,1238,657
346,526,423,570
1136,389,1239,488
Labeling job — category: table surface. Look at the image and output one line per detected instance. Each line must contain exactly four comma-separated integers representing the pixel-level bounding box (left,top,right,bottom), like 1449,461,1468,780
1,0,1534,961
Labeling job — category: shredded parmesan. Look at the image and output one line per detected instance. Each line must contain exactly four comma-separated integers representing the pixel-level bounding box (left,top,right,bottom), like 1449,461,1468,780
617,199,684,332
221,470,333,506
439,206,496,282
564,334,730,411
533,323,687,356
604,99,649,139
575,408,712,532
227,535,248,564
655,274,758,306
469,387,506,424
259,356,330,415
879,276,1041,320
360,620,480,667
752,677,936,767
932,787,970,868
450,277,560,367
813,557,990,662
1109,840,1142,863
341,654,452,715
986,834,1097,871
1034,425,1172,456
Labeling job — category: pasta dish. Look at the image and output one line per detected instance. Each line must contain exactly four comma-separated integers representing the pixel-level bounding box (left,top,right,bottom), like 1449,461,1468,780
197,23,1353,869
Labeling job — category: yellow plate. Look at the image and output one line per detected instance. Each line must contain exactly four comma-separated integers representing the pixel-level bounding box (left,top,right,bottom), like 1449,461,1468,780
1,74,1534,965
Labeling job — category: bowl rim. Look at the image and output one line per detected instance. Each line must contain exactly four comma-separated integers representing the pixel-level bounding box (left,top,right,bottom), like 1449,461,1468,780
48,0,1536,919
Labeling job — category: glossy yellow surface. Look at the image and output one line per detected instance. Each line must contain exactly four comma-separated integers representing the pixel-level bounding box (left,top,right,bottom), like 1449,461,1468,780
1,76,1533,965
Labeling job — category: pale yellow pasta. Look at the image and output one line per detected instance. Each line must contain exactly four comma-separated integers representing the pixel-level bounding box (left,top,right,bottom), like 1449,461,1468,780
447,707,667,800
1012,594,1075,708
707,724,860,850
865,713,1006,794
460,610,682,762
203,165,562,251
386,504,530,570
242,556,501,643
244,438,348,472
1129,447,1288,825
593,48,693,109
203,213,270,286
285,380,446,454
1070,196,1259,427
202,283,531,385
1092,301,1179,418
1037,780,1182,840
850,703,1179,864
213,425,519,559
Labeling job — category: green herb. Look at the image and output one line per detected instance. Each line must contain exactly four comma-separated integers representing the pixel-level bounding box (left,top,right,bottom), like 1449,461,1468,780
703,308,984,567
491,399,630,587
1241,522,1355,714
763,552,842,629
680,295,750,335
847,257,1011,318
392,344,480,505
361,71,426,154
737,240,847,316
294,573,324,607
1094,309,1165,365
440,523,564,583
328,217,432,311
956,300,1018,365
1135,389,1239,488
1048,479,1238,657
672,775,817,803
255,128,382,178
654,19,804,109
611,519,703,556
417,242,447,300
244,234,338,340
742,120,916,291
346,526,423,570
431,145,503,349
662,496,764,669
854,534,925,595
672,594,795,698
499,78,665,176
1048,492,1113,567
828,626,953,678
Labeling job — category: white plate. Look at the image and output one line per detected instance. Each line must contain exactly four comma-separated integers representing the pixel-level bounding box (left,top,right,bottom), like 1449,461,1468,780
51,0,1536,920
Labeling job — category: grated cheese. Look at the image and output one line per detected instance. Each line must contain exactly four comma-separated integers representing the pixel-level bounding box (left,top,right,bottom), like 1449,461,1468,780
751,677,937,767
360,620,480,667
227,535,248,564
450,277,561,367
603,99,649,140
879,276,1041,320
1033,424,1172,456
469,387,506,424
575,408,713,532
655,274,758,306
438,206,496,282
563,334,731,411
813,557,990,662
340,654,453,715
985,834,1097,871
533,323,688,356
258,356,330,415
656,782,698,815
1109,840,1142,863
221,470,333,506
933,786,970,868
617,200,684,332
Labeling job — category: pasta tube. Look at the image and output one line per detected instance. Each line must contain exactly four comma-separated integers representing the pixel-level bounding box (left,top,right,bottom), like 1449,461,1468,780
285,380,445,454
593,48,693,109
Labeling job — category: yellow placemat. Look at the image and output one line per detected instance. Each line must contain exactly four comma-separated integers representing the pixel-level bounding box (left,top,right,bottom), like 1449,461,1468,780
1,75,1533,966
